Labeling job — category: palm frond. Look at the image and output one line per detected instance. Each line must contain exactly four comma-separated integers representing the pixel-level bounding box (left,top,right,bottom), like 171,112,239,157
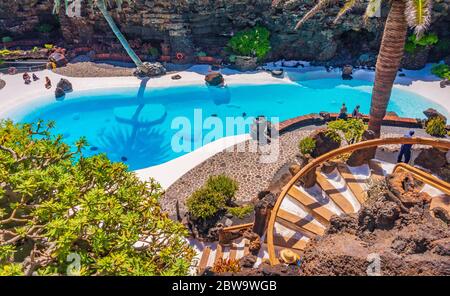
295,0,337,30
52,0,70,14
363,0,382,23
333,0,359,24
405,0,433,38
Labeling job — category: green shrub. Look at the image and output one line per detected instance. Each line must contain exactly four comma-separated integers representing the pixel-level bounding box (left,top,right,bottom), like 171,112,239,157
425,117,447,137
405,33,439,54
196,51,207,57
227,204,254,219
431,64,450,80
206,175,238,202
299,137,316,155
44,43,54,50
187,187,227,220
187,175,239,220
37,23,54,33
0,120,194,275
328,118,366,144
148,47,159,57
1,36,12,43
227,26,271,60
324,128,342,144
0,49,20,56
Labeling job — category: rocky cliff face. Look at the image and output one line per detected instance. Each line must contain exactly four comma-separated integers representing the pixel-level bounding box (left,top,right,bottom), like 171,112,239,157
1,0,449,64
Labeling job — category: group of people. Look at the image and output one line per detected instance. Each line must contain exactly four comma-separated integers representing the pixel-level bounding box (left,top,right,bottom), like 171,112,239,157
338,103,362,120
22,72,52,89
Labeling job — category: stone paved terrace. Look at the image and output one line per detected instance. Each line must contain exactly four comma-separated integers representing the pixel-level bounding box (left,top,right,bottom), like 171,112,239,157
161,125,430,218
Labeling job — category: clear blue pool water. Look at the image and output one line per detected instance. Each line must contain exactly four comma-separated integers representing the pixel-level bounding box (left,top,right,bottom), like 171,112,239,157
20,78,449,170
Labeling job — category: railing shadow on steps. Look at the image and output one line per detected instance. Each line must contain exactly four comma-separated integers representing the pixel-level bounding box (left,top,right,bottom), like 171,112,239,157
267,137,450,265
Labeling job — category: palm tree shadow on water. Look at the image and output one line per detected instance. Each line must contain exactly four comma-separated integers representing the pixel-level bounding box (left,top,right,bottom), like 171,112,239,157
95,78,171,169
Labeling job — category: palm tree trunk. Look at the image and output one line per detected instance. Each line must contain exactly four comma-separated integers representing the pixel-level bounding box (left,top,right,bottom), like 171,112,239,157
96,0,144,69
368,0,408,137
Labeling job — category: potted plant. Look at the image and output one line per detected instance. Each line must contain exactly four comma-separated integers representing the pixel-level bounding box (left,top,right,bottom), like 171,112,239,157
227,26,271,71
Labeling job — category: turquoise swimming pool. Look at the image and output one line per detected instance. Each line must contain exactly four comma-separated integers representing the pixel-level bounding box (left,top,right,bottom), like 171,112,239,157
20,78,448,170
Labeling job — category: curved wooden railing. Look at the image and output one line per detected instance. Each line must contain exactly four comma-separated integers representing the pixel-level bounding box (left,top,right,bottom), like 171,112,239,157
393,163,450,195
267,137,450,265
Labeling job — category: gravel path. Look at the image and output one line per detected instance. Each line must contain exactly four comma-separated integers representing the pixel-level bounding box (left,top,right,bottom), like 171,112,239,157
162,125,433,217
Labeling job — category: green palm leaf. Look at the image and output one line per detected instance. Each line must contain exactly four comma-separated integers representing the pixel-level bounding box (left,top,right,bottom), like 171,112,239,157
363,0,382,22
295,0,338,30
405,0,433,38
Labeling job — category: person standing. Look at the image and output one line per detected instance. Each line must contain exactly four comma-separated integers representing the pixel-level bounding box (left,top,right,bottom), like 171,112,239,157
397,130,415,163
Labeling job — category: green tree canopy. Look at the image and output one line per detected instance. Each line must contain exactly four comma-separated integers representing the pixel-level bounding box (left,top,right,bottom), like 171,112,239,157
0,120,194,275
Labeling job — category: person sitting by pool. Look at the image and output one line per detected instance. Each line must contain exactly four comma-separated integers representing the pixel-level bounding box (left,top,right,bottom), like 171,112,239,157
32,73,39,81
45,77,52,89
352,105,362,119
23,72,31,85
338,103,347,120
397,130,415,163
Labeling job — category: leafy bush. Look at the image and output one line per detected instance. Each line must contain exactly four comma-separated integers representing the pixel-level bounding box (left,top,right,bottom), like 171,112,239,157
44,43,54,50
212,258,241,273
37,23,54,33
431,64,450,80
227,26,271,60
187,175,239,220
299,137,316,155
148,47,159,57
0,120,194,275
328,118,366,144
205,175,238,202
405,33,439,54
227,204,254,219
425,117,447,137
1,36,12,43
0,49,20,56
187,187,227,220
